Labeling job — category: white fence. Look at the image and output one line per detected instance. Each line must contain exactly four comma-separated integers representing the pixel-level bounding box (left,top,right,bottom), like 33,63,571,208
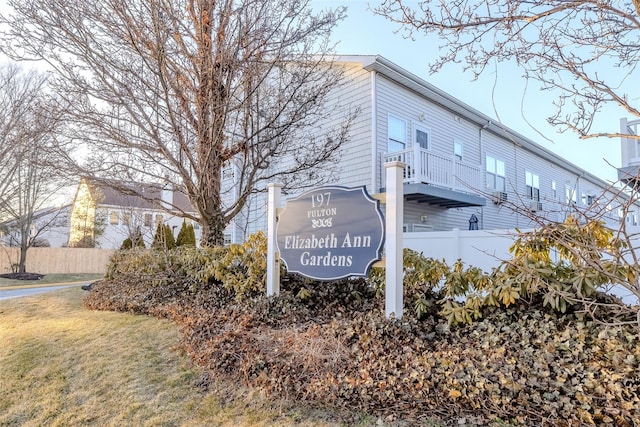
403,228,521,272
3,229,637,304
404,228,639,305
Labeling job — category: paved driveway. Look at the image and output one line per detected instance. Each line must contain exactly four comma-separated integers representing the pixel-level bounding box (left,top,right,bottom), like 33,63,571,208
0,285,79,301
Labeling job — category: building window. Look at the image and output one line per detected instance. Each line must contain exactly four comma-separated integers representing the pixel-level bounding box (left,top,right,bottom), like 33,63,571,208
109,211,119,225
222,161,234,180
388,115,406,152
552,181,557,199
485,155,505,191
122,212,131,226
223,233,232,245
454,140,463,161
415,126,429,150
565,183,576,204
525,171,540,201
144,213,152,227
156,214,163,225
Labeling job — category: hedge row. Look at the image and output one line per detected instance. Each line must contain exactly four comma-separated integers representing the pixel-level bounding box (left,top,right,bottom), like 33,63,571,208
84,235,640,426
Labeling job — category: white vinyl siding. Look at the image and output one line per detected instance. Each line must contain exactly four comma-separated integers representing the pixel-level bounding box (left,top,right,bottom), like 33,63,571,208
217,58,632,240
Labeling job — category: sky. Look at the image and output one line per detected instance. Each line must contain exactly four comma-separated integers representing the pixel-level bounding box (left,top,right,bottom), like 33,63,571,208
311,0,624,183
0,0,623,185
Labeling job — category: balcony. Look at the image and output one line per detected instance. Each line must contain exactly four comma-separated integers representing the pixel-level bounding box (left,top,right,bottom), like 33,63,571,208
618,164,640,189
383,147,486,208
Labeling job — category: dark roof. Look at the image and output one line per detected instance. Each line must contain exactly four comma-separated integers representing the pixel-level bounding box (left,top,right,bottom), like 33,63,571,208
89,180,196,213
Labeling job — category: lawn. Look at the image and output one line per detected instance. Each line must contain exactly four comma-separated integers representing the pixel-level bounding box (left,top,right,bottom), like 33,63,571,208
0,287,368,427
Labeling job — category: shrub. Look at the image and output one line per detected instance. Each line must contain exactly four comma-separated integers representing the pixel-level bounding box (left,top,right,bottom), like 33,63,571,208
379,218,639,327
85,230,640,426
151,223,176,250
91,231,270,312
176,220,196,247
120,229,146,250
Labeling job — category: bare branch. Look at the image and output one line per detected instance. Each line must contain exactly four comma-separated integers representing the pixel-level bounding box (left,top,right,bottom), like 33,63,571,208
373,0,640,139
0,64,71,273
1,0,349,246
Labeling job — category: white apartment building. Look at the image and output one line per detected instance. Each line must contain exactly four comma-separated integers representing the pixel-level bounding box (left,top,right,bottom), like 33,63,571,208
223,55,628,243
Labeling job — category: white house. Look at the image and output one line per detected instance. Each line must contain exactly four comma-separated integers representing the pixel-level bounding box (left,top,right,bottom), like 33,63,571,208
0,205,71,248
223,55,629,244
68,178,201,249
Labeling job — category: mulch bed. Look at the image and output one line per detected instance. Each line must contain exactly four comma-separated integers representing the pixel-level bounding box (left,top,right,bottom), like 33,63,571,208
0,273,45,280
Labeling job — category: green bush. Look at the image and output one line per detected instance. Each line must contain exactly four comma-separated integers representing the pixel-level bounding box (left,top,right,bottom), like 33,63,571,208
120,229,146,250
86,227,640,426
176,220,196,247
151,223,176,250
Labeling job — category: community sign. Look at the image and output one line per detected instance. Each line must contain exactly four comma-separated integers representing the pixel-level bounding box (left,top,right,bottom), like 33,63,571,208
276,186,385,281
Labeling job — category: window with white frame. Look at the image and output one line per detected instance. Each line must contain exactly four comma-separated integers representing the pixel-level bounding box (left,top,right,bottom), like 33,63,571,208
485,155,506,191
222,161,234,180
415,126,429,150
388,115,406,152
525,171,540,201
552,181,557,199
454,140,463,161
144,213,152,227
565,183,577,204
109,211,119,225
122,212,131,226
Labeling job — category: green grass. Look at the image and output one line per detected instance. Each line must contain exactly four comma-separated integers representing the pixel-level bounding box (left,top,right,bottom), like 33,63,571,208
0,273,104,288
0,287,380,427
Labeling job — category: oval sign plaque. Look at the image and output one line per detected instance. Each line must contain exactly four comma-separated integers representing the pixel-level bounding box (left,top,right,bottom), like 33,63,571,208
276,186,385,281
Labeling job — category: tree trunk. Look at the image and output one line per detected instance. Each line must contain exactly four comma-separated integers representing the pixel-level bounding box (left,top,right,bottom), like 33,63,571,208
18,239,28,274
201,209,226,247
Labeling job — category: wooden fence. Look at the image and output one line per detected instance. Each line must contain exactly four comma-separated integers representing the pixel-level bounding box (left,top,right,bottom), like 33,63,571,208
0,248,116,274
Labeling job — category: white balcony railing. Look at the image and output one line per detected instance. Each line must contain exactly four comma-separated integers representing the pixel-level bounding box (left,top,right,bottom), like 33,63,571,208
383,146,482,193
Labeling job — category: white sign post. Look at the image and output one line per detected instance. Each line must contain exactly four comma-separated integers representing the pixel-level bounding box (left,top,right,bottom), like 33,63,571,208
384,161,405,319
267,183,282,297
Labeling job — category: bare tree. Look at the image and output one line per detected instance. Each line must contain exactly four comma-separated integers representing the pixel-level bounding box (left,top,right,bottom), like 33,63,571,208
0,0,353,246
373,1,640,324
0,65,70,274
372,0,640,141
0,64,41,212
